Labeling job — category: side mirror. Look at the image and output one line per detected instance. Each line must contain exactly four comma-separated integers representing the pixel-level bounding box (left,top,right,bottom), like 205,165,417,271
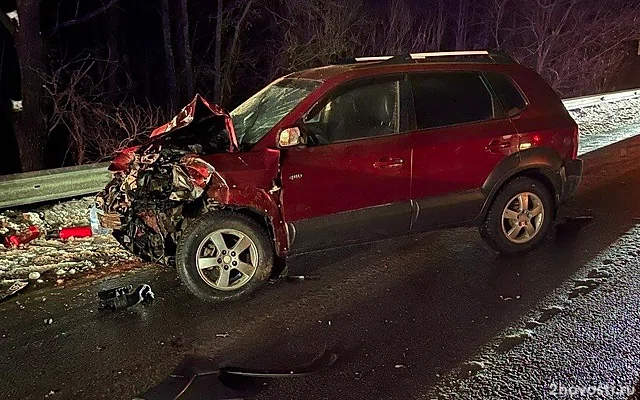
277,127,305,148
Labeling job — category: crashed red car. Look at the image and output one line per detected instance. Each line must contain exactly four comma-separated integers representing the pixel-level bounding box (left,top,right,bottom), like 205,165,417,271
97,51,583,302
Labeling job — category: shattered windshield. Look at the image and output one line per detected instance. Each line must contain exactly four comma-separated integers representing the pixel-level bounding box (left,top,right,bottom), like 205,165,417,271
231,78,321,145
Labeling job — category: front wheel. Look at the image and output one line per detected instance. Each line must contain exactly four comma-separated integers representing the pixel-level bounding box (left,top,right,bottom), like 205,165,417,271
175,211,274,302
479,177,554,255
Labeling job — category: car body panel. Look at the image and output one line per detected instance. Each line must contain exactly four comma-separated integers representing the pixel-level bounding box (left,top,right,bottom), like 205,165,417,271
200,149,290,256
409,118,520,230
280,134,412,253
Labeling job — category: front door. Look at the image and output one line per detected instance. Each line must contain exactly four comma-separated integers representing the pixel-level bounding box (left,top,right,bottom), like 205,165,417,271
280,77,412,253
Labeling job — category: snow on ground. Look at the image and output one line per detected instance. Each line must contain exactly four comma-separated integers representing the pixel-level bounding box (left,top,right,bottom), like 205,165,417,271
0,197,134,283
570,98,640,155
0,97,639,285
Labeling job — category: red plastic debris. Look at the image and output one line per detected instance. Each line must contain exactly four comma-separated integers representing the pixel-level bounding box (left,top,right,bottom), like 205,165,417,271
59,226,93,240
4,226,40,248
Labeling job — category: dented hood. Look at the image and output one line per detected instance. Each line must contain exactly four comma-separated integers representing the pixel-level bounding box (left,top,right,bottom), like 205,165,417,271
151,94,239,152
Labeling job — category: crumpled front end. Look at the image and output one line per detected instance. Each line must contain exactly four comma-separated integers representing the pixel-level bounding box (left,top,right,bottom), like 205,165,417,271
97,148,228,264
96,95,233,264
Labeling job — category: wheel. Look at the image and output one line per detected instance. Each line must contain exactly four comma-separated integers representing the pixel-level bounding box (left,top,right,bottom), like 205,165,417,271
175,211,274,302
479,177,554,255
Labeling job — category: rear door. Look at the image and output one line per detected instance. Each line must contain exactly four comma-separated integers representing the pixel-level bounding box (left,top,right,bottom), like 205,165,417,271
280,76,412,253
408,71,520,231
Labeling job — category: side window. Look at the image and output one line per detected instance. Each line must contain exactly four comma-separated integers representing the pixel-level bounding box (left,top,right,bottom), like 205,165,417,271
410,73,495,130
304,80,400,144
484,72,527,116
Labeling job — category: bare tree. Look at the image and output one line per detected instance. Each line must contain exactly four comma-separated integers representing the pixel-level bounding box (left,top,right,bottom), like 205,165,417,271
213,0,224,102
1,1,47,172
173,0,194,105
43,56,164,164
0,0,124,171
484,0,511,50
363,0,445,55
160,0,179,113
516,0,640,95
452,0,472,50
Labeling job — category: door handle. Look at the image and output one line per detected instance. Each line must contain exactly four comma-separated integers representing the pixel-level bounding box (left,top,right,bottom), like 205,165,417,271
373,157,404,169
486,139,512,153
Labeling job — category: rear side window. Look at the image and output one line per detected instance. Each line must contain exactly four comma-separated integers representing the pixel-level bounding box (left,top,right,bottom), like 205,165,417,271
484,72,527,116
410,72,495,130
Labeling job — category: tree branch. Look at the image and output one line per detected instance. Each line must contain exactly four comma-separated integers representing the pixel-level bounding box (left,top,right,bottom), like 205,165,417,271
49,0,121,36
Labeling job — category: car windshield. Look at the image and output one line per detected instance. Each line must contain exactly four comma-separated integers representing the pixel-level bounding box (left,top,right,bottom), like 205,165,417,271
231,78,321,146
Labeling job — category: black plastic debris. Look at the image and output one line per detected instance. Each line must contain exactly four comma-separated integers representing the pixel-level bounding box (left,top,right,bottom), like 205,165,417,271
0,281,28,303
98,284,155,311
137,348,338,399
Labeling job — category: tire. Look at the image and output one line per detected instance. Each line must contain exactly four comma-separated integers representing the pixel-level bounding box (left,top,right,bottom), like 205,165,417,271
479,177,554,255
175,211,274,302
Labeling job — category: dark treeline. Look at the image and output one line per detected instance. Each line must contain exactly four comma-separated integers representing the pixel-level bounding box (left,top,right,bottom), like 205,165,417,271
0,0,638,173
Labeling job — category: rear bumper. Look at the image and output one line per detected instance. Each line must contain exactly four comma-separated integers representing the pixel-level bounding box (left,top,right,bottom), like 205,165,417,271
560,158,583,201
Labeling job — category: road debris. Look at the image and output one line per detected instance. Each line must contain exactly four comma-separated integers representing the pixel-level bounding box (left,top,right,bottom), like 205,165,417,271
138,348,338,399
44,318,53,325
0,198,135,282
59,226,93,240
3,226,40,248
98,284,154,311
28,271,41,280
0,281,28,302
215,332,230,338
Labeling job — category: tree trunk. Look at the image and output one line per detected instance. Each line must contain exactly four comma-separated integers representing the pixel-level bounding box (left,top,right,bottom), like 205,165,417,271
213,0,223,103
13,1,48,171
222,0,254,101
172,0,194,105
160,0,179,114
105,6,120,101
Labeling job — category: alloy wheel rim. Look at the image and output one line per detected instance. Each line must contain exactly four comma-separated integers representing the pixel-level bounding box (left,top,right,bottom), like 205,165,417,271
501,192,545,244
195,229,258,291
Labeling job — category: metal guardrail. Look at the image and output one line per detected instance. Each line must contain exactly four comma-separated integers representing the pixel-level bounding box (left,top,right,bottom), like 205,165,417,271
0,162,111,209
0,87,638,210
562,88,640,111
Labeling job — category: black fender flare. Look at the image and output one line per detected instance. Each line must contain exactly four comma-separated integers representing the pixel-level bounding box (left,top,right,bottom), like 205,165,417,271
480,148,563,218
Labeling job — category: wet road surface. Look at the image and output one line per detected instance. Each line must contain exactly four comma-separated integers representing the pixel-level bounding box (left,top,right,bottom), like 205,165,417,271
2,134,640,399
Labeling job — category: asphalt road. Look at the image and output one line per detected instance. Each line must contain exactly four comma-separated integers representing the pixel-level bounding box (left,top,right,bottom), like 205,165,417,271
2,134,640,400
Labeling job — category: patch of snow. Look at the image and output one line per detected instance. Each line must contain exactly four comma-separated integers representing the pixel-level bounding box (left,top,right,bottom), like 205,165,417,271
570,98,640,155
0,197,135,281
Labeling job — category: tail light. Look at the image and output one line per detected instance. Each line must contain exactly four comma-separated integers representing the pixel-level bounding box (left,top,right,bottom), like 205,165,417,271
571,125,579,159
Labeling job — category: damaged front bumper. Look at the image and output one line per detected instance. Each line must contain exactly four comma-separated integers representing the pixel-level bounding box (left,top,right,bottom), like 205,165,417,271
97,150,224,264
96,95,233,264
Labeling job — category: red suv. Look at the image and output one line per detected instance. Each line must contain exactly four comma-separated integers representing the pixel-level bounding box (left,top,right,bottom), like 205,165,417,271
98,51,583,302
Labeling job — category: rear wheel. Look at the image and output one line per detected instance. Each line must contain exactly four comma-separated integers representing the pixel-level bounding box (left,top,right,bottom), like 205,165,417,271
480,177,554,255
176,211,273,302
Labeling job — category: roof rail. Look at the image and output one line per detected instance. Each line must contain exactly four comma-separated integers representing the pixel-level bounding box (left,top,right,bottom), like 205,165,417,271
343,51,517,65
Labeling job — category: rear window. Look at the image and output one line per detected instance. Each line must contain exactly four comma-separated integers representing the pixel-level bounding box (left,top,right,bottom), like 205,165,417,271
410,72,495,130
484,72,527,116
